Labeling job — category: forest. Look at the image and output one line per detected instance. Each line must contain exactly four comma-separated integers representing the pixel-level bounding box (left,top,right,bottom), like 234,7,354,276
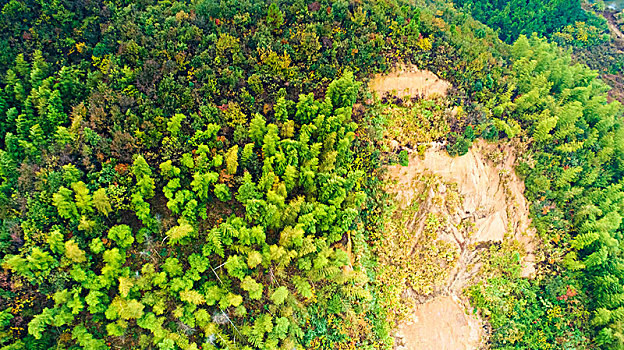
1,0,624,349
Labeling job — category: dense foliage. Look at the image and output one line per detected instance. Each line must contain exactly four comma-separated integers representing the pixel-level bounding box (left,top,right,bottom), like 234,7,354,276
0,0,430,348
455,0,608,45
467,33,624,349
3,0,624,349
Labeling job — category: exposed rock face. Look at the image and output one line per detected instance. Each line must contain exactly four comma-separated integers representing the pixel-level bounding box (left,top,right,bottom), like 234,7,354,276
386,140,537,350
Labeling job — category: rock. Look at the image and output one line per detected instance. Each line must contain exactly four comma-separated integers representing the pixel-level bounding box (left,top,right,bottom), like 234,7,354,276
390,139,400,151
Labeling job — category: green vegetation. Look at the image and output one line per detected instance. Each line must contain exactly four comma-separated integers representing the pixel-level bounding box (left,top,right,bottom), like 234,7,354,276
455,0,608,45
483,33,624,349
2,0,624,349
0,0,424,348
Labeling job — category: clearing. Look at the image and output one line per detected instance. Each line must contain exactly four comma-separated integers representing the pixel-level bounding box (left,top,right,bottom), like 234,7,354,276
374,66,537,350
369,65,451,99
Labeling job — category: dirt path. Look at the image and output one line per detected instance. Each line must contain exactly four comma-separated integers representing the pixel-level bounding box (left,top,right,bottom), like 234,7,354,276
396,296,482,350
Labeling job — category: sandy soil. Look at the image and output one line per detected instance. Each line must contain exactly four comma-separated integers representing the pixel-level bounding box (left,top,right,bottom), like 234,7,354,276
396,296,482,350
369,66,450,99
387,140,537,350
389,141,536,276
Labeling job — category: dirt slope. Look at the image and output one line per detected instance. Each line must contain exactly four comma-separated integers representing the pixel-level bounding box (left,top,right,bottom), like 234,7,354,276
386,141,536,350
396,295,482,350
370,66,536,349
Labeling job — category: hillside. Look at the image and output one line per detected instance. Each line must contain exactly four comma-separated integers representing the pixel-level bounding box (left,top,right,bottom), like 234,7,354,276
1,1,624,350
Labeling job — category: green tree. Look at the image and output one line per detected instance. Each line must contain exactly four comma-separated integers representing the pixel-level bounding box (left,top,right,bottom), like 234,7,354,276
93,188,112,216
71,181,93,213
108,225,135,248
53,186,78,219
250,113,267,144
241,276,263,300
266,3,284,30
214,183,232,201
225,145,239,175
270,286,289,305
64,240,86,263
166,220,194,245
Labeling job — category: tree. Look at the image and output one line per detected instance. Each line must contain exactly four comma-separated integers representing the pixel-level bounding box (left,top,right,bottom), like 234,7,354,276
28,308,54,339
225,145,239,175
241,276,263,300
93,188,112,216
325,71,361,109
107,297,145,320
53,186,77,219
107,320,126,337
241,143,255,164
191,172,219,200
293,276,314,299
534,115,558,142
133,155,155,198
100,248,125,288
64,240,86,263
163,257,183,277
180,290,205,305
71,181,93,213
225,255,247,280
167,113,185,138
266,3,284,30
89,238,105,254
160,160,181,178
72,325,108,350
250,113,267,144
247,250,263,268
85,290,106,314
214,183,231,202
108,225,134,248
274,317,290,340
26,247,55,277
219,292,243,309
119,276,134,297
270,286,289,305
47,230,64,255
262,124,280,157
166,220,194,245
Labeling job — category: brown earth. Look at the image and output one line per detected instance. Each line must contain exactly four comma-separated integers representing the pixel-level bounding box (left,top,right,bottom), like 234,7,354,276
597,10,624,103
370,66,536,349
369,66,451,99
396,295,482,350
387,141,537,350
603,11,624,47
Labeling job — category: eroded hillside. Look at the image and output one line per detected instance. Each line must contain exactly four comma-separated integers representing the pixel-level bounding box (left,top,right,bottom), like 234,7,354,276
372,69,538,350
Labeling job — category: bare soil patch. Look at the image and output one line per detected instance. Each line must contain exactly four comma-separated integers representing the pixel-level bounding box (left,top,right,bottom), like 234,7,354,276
386,140,537,350
396,296,482,350
372,66,536,350
369,66,451,99
604,11,624,47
